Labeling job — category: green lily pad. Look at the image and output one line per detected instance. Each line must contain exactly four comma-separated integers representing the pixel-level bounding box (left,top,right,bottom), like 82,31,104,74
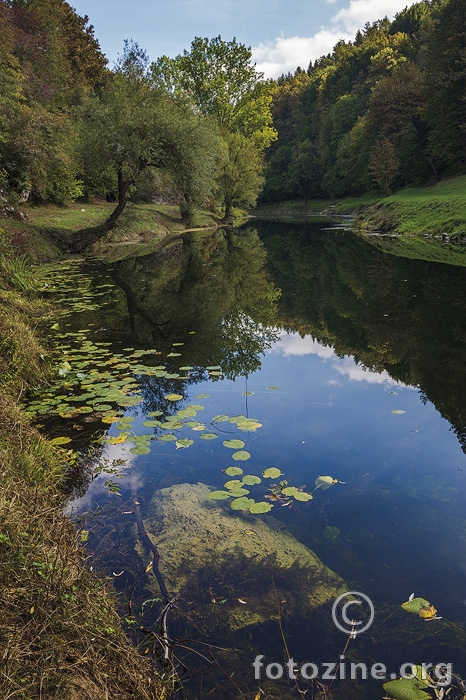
228,488,250,497
315,475,335,490
165,394,183,401
224,479,242,489
50,436,72,445
175,439,194,448
267,386,281,391
209,490,231,500
230,497,255,510
401,597,431,614
382,676,432,700
293,492,313,502
212,414,229,422
142,420,162,427
232,450,251,461
200,433,218,440
242,391,254,397
158,434,177,442
130,446,151,455
167,352,182,357
196,394,210,398
242,475,262,485
249,502,273,514
224,466,243,476
147,410,163,417
223,439,245,449
262,467,282,479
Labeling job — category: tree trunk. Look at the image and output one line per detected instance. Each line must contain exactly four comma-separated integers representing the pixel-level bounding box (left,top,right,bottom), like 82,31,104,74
107,169,133,228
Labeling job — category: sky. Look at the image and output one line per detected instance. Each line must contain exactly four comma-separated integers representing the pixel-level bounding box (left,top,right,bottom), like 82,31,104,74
70,0,417,78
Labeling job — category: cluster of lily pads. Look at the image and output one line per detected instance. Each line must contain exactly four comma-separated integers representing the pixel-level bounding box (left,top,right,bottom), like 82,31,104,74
209,469,341,514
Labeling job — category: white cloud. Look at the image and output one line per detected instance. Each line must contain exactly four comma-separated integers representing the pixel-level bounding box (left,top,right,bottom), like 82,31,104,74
253,30,353,77
273,331,336,358
253,0,417,78
332,0,414,33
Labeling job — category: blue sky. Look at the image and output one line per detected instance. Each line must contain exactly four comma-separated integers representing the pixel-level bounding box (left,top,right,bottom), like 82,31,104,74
70,0,418,78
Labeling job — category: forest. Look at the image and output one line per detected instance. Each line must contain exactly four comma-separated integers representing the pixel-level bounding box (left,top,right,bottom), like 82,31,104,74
0,0,465,222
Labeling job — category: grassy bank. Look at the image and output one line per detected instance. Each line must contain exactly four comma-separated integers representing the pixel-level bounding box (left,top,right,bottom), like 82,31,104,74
253,176,466,237
0,232,165,699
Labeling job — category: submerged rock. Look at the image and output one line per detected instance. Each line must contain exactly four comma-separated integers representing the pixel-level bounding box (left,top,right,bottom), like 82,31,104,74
140,482,346,631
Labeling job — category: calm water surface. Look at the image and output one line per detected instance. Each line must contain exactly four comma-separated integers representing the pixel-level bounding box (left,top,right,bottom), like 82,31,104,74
36,222,466,698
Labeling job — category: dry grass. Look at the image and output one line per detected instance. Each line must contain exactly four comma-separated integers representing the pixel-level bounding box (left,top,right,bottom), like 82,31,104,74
0,266,166,699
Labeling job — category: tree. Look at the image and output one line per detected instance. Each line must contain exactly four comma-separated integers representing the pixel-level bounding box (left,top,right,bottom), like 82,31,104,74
369,137,399,194
422,0,466,173
152,36,277,218
78,42,221,226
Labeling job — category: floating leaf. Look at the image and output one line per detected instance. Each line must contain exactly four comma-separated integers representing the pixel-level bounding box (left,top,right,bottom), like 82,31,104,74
232,450,251,461
237,419,262,431
382,676,431,700
107,434,127,444
167,352,182,357
172,343,184,346
201,433,218,440
250,502,273,514
230,497,255,511
209,371,223,376
223,439,245,449
130,446,151,455
142,420,162,427
242,475,261,485
177,408,197,418
401,597,431,615
262,467,282,479
165,394,183,401
225,466,243,476
191,425,206,431
294,492,313,502
314,475,336,490
206,366,221,370
228,488,250,497
50,436,72,445
196,394,210,399
224,480,243,489
242,391,254,397
147,410,163,417
392,409,406,414
175,439,194,448
213,414,229,422
209,490,231,500
282,486,299,496
267,386,281,391
158,434,177,442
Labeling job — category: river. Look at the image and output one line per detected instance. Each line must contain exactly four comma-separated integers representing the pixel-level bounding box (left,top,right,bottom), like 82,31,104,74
29,221,466,699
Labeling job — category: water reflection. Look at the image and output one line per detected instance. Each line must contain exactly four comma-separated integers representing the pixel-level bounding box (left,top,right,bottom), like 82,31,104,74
50,222,466,698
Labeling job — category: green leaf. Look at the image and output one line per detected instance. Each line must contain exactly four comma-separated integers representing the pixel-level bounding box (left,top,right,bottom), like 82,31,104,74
267,385,281,390
242,391,254,396
223,439,245,449
142,420,162,427
213,414,229,422
401,597,431,614
293,492,313,502
242,475,261,485
195,393,210,398
282,486,299,496
225,466,243,476
230,497,255,511
167,352,182,357
250,502,273,514
200,432,218,440
147,410,163,417
228,488,250,497
50,436,72,445
209,491,231,500
224,479,243,489
165,393,183,401
176,439,194,448
262,467,282,479
382,676,432,700
232,450,251,461
315,475,335,490
158,434,177,442
130,446,151,455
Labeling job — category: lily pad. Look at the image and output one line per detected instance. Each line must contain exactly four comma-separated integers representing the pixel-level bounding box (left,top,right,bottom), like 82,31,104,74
200,433,218,440
232,450,251,461
175,439,194,448
130,446,151,455
209,490,231,500
165,394,183,401
293,492,313,502
230,497,255,511
267,386,281,391
392,409,406,414
242,391,255,397
158,434,177,442
223,439,245,449
224,466,243,476
224,479,242,489
242,475,262,485
249,502,273,514
50,436,72,445
142,420,162,427
107,434,128,444
212,414,229,422
262,467,282,479
401,597,431,614
147,410,163,417
314,475,336,490
196,394,210,399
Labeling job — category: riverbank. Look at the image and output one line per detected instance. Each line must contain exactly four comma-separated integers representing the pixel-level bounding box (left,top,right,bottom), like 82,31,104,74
0,230,166,699
253,175,466,238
